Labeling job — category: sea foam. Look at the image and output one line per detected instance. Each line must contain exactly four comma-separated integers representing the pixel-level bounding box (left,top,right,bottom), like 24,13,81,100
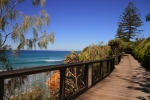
44,60,63,62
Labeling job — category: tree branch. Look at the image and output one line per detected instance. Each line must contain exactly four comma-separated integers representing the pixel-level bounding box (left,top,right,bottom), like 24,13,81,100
0,32,12,47
2,1,18,20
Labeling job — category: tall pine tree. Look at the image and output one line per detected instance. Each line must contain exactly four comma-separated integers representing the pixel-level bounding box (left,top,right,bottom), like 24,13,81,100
116,24,125,40
116,2,143,42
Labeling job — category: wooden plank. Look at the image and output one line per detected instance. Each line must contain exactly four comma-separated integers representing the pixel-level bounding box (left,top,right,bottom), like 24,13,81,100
75,54,150,100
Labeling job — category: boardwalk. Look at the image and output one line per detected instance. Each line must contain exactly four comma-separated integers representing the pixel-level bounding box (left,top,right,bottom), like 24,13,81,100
75,54,150,100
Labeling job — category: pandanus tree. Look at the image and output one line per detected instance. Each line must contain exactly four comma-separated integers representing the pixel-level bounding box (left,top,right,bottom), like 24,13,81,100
0,0,54,70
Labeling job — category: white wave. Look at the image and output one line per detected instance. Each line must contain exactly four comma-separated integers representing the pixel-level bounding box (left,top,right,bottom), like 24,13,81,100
44,60,63,62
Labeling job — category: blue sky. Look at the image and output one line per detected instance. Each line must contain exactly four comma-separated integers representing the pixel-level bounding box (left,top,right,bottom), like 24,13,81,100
7,0,150,51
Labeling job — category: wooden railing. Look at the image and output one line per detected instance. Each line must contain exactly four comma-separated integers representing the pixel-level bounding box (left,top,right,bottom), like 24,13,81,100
0,55,122,100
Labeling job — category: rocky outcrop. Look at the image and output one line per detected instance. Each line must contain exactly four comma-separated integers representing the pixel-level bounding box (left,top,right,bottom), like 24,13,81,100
46,71,60,90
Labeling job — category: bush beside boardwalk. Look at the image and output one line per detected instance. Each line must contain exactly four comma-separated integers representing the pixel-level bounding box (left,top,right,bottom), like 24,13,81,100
7,37,150,100
7,37,150,99
45,42,112,99
134,37,150,70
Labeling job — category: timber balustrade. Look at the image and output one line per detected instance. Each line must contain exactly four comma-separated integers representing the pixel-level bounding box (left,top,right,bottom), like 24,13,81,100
0,55,122,100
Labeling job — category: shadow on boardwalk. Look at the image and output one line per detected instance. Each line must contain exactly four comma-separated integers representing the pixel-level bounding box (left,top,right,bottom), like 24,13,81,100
75,54,150,100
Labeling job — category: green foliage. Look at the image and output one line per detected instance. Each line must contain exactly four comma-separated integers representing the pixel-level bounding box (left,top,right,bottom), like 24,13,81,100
117,2,143,42
108,38,127,55
134,36,145,46
79,42,110,61
10,85,50,100
64,51,85,97
146,14,150,21
64,50,79,64
63,43,115,98
0,0,54,70
0,44,13,71
134,37,150,70
116,24,124,40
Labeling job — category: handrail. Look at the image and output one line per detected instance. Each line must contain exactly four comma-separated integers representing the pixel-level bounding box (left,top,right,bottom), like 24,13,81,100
0,54,122,100
0,57,114,79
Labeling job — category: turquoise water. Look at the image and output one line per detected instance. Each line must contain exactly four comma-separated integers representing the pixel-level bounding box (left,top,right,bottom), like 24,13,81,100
0,50,80,70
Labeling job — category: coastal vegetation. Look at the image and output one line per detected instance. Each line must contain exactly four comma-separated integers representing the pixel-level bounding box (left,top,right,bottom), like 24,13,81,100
0,0,55,100
62,4,150,99
1,1,150,100
113,2,150,70
62,42,113,98
64,42,110,63
79,42,110,61
0,0,54,71
108,38,127,55
116,2,143,42
134,37,150,70
146,14,150,21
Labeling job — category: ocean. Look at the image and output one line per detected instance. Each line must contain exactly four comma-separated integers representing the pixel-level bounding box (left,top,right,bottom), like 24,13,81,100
0,50,80,70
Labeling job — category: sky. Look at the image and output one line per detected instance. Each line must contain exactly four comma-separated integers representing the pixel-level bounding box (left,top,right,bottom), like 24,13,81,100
6,0,150,51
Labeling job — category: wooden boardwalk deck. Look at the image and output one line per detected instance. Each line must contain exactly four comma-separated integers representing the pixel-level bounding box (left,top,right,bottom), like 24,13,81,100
75,54,150,100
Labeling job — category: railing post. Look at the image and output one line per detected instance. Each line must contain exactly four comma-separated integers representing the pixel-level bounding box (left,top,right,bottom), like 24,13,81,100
100,62,103,78
111,58,114,71
59,68,66,100
118,55,120,63
106,57,111,74
116,56,118,64
112,57,115,69
88,64,92,88
108,59,111,73
0,78,4,100
110,59,112,72
118,55,121,63
84,64,88,87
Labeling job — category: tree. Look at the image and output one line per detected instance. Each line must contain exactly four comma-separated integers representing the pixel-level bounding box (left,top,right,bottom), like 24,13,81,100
0,0,54,70
146,14,150,21
116,2,143,42
108,38,128,55
115,24,126,41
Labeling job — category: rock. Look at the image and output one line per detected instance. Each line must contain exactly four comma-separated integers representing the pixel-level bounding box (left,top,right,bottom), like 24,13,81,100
46,71,60,90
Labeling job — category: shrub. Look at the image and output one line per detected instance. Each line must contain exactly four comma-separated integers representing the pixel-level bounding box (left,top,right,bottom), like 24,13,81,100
79,42,110,61
108,38,128,55
134,37,150,70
